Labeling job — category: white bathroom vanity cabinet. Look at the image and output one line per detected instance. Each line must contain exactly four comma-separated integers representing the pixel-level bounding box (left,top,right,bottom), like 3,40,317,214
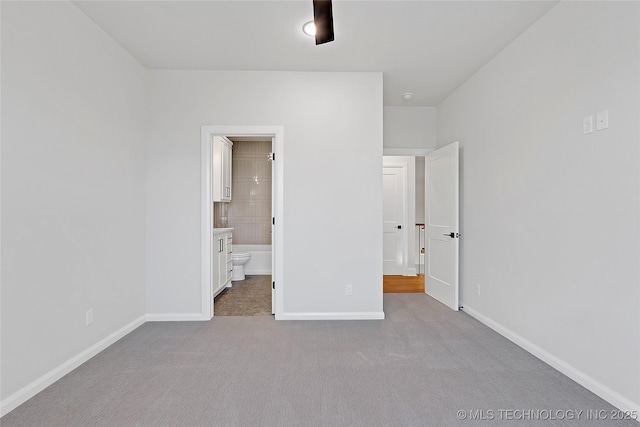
213,228,233,297
212,136,232,202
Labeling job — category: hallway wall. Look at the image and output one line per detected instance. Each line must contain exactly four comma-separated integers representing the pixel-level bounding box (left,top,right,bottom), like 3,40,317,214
437,1,640,411
384,106,436,150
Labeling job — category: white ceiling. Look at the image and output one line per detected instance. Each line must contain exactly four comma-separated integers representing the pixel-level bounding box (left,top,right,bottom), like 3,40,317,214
74,1,558,106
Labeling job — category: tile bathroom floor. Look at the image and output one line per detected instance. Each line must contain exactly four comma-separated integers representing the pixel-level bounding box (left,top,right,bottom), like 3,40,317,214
214,275,272,316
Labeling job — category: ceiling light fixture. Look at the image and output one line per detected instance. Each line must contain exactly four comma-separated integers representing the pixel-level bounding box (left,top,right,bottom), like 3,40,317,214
302,21,316,37
402,92,414,101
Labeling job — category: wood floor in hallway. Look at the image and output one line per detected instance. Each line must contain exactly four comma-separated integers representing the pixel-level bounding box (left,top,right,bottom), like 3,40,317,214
383,274,425,293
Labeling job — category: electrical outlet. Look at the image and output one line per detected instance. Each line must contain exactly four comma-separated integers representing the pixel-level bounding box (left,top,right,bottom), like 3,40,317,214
596,110,609,130
345,285,353,296
475,284,481,296
86,309,94,326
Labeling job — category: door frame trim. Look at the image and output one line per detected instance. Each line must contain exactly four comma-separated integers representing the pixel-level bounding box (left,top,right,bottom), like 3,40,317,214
201,125,284,320
383,148,433,156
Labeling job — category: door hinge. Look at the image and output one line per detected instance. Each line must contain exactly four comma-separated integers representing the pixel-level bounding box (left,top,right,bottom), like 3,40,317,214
268,152,275,161
272,281,275,289
272,217,275,225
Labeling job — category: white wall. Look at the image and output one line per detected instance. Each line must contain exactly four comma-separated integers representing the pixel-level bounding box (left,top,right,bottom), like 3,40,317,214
1,1,147,409
384,106,436,150
438,1,639,411
146,71,383,318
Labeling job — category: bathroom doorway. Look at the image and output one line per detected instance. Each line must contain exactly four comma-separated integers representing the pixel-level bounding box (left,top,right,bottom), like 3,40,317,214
213,136,274,316
200,126,283,320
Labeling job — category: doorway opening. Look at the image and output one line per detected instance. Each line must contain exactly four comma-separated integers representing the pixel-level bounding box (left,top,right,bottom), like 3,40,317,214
382,154,425,293
381,143,460,311
200,126,284,320
213,136,273,316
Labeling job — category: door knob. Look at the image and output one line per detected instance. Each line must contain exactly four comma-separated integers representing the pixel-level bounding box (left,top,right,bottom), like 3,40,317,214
397,225,402,229
443,232,460,238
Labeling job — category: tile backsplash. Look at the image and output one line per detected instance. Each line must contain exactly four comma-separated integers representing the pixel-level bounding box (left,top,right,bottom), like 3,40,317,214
215,140,271,244
213,202,228,228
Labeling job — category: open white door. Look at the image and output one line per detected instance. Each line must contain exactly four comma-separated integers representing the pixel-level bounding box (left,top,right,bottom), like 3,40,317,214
425,142,459,310
383,166,405,275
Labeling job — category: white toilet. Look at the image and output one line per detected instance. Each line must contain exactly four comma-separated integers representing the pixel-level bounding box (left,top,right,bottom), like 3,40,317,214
231,252,251,281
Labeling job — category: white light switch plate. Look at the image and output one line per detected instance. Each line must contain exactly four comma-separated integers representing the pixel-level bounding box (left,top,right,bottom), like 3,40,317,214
596,110,609,130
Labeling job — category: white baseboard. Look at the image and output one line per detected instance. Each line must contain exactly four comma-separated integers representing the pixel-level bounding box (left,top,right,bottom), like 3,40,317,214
462,305,640,416
278,311,385,320
146,313,204,321
0,314,146,417
244,269,272,275
404,268,417,277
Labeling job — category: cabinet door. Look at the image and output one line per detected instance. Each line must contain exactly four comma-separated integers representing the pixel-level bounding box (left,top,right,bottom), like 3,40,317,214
218,237,227,289
225,234,233,283
213,137,233,202
222,142,232,201
226,260,233,284
212,137,223,202
212,237,222,294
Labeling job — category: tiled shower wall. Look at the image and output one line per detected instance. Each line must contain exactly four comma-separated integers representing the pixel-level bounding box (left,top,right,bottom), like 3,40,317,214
220,140,272,244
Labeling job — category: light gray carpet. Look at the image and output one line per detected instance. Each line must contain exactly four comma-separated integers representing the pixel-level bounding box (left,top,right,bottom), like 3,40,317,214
214,275,272,316
2,294,634,426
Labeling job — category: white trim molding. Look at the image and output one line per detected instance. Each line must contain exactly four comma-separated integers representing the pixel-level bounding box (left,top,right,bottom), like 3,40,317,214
146,313,204,322
200,126,214,320
243,269,272,275
0,315,146,417
383,147,433,156
462,305,640,416
280,312,385,321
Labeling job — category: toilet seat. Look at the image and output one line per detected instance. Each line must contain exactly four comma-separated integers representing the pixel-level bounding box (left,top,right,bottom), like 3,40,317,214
232,251,250,259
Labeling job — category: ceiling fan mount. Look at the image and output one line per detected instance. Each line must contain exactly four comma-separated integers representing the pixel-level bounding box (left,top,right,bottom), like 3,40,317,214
313,0,334,45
